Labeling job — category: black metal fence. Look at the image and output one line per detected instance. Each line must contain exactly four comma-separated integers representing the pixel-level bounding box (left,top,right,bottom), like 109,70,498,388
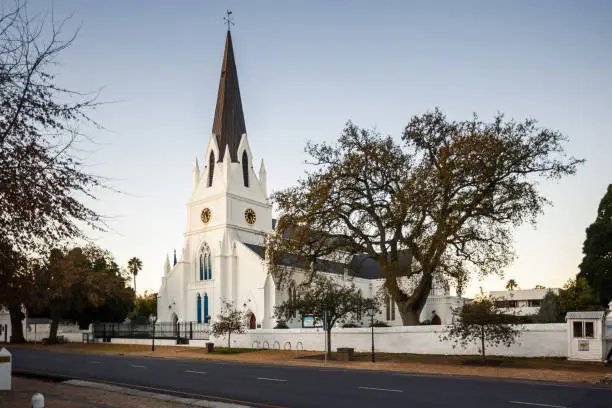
92,322,208,341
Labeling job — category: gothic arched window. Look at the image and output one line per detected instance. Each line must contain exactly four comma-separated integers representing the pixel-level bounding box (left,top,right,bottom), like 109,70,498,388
242,151,249,187
208,254,212,280
203,293,209,323
200,243,211,281
208,151,215,187
199,254,204,281
196,294,202,323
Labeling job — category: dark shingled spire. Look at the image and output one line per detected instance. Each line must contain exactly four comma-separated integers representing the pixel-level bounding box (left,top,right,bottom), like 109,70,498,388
212,30,246,163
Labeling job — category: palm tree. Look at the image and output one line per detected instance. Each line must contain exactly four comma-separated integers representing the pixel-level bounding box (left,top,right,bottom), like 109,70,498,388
127,257,143,293
505,279,518,291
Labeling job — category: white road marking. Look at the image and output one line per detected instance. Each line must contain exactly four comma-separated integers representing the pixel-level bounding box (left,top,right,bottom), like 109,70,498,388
88,361,103,364
256,377,287,382
358,386,403,393
509,402,567,408
130,364,147,369
185,370,207,375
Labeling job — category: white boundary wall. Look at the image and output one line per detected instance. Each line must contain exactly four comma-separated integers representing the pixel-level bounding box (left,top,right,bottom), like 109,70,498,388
210,324,568,358
46,324,568,358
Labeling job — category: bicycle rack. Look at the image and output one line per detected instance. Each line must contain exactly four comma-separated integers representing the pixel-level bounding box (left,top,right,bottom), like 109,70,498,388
284,341,292,351
273,340,281,350
251,340,261,350
262,340,270,350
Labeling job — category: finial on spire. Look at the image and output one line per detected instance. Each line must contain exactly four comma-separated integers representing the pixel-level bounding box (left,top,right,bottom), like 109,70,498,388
224,10,234,31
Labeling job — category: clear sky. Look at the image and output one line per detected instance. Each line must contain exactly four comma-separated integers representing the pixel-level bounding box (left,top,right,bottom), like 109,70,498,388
29,0,612,297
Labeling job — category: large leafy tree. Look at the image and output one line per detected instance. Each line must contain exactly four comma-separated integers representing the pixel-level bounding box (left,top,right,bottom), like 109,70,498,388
274,275,377,357
31,246,134,342
442,295,521,362
272,110,581,324
558,277,601,315
0,2,105,337
536,290,563,323
578,184,612,307
128,291,158,324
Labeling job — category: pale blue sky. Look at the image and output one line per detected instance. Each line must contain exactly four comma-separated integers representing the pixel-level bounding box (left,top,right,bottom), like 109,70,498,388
31,1,612,296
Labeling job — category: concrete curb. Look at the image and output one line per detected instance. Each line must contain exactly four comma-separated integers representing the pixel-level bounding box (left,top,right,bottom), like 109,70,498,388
64,379,251,407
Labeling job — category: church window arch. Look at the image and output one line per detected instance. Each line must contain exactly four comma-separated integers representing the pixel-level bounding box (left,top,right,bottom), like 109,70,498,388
203,293,209,323
196,294,202,323
208,151,215,187
242,151,249,187
199,243,211,281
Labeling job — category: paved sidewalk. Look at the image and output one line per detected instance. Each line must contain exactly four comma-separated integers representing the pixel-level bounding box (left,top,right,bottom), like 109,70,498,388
0,376,200,408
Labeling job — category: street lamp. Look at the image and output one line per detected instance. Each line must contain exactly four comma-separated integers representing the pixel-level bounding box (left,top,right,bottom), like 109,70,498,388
367,307,376,364
149,314,157,352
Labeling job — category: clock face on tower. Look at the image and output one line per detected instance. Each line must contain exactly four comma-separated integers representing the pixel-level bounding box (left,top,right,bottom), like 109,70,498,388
200,208,212,224
244,208,256,225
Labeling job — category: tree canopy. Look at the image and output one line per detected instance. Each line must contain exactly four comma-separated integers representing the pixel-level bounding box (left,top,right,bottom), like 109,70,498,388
271,110,582,324
578,184,612,307
505,279,518,291
209,299,248,352
30,246,134,341
274,275,377,356
442,296,521,362
558,277,601,315
0,1,105,257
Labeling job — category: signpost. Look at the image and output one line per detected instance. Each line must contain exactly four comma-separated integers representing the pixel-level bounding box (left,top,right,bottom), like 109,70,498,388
322,311,328,365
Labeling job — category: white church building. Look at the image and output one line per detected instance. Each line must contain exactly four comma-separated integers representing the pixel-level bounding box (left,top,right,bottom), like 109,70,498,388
156,29,463,329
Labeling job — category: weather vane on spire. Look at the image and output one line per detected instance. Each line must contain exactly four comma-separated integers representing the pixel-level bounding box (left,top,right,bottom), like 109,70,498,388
224,10,234,31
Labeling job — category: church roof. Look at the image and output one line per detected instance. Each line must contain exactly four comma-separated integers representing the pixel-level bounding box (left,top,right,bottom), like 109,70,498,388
212,30,246,163
243,243,387,280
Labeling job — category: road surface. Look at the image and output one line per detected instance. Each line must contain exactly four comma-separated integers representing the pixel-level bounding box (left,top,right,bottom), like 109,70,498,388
9,348,611,408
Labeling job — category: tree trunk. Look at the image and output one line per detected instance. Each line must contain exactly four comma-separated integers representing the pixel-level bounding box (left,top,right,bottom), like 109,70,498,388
49,318,59,344
480,326,486,362
395,272,433,325
396,300,421,325
228,332,231,352
8,303,25,343
133,274,137,293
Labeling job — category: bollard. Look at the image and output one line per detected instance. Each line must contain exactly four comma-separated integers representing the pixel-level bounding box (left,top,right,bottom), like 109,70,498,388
0,347,11,390
32,393,45,408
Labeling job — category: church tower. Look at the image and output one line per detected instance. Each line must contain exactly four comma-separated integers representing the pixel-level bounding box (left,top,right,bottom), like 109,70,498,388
158,26,276,328
186,30,271,246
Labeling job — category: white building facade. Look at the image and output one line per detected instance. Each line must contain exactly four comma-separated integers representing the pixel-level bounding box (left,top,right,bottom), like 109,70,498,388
489,288,560,316
156,30,463,330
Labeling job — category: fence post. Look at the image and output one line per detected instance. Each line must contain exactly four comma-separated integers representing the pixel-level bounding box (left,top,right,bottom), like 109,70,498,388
190,322,193,340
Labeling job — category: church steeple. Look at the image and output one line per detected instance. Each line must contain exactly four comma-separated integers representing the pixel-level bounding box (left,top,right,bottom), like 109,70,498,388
212,30,246,163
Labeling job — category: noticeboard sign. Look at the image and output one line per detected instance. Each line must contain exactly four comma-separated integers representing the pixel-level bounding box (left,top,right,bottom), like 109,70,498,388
578,341,589,352
302,316,315,328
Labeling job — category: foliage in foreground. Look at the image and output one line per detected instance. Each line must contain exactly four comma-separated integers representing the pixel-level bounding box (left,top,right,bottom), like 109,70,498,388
441,296,521,362
578,184,612,307
209,299,248,352
274,275,378,356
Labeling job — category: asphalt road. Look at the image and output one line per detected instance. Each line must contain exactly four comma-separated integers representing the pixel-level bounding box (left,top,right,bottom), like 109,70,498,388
8,348,611,408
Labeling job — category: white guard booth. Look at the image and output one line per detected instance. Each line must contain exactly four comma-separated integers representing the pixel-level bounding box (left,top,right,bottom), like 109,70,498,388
566,311,606,362
0,347,11,390
604,301,612,363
